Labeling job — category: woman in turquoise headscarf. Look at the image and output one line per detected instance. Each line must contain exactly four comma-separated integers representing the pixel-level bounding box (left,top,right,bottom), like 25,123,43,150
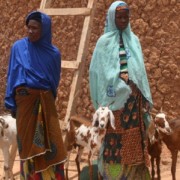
89,1,153,179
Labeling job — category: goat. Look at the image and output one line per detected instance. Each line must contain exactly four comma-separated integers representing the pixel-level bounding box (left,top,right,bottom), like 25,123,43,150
156,115,180,180
148,115,163,180
149,111,180,180
0,114,17,180
64,106,115,180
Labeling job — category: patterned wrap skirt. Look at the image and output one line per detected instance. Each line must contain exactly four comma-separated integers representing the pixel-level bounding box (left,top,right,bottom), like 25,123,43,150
102,81,151,180
15,87,67,179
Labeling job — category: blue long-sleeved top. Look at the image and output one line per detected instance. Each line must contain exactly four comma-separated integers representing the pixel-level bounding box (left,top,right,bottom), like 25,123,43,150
5,11,61,110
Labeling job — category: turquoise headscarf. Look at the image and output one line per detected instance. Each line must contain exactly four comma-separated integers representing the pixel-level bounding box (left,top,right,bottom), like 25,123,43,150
89,1,153,111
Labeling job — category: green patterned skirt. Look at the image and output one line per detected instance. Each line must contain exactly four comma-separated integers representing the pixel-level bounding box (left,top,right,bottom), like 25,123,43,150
103,163,150,180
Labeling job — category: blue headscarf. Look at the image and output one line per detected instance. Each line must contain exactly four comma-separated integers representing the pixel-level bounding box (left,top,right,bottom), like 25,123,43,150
5,11,61,110
89,1,153,110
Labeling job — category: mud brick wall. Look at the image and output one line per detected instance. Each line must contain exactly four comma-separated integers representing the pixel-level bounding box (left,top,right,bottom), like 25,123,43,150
0,0,179,120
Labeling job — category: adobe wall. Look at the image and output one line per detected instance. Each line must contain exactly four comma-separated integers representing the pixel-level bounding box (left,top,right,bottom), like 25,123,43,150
0,0,179,120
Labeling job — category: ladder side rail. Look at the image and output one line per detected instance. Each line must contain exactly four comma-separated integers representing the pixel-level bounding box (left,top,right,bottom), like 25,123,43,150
64,0,97,124
76,0,96,63
39,0,97,125
40,0,51,9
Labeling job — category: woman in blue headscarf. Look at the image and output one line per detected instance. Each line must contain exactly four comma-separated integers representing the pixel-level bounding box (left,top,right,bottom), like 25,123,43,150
5,11,66,179
89,1,152,179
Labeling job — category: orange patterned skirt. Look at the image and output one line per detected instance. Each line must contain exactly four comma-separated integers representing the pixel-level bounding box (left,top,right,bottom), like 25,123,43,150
102,82,150,179
15,87,67,178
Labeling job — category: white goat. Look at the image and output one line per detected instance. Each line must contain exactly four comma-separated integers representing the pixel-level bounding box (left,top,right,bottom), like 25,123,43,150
65,106,115,180
0,114,17,180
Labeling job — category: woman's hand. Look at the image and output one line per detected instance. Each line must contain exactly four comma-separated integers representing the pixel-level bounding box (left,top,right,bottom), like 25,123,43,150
11,110,16,119
120,72,129,83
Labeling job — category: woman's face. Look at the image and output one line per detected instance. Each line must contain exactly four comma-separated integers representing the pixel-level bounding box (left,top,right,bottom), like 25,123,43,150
27,20,42,42
115,9,129,31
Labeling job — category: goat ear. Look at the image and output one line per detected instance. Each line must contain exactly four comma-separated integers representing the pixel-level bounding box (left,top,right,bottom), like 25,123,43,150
92,110,99,126
108,110,116,130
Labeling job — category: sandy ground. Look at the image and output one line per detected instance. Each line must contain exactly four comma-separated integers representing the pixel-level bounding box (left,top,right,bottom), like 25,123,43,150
0,144,180,180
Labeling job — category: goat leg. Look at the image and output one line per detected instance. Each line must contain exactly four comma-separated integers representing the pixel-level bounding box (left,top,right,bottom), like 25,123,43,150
8,143,17,179
75,155,80,180
98,172,103,180
75,146,84,179
151,157,155,180
171,150,178,180
88,151,93,180
2,147,10,180
64,151,71,180
156,156,161,180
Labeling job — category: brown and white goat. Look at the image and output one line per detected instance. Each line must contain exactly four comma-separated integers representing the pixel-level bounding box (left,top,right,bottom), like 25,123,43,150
148,112,180,180
148,113,165,180
156,114,180,180
0,114,17,180
64,106,115,180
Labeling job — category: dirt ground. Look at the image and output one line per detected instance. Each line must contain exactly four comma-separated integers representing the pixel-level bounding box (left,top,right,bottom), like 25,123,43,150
0,144,180,180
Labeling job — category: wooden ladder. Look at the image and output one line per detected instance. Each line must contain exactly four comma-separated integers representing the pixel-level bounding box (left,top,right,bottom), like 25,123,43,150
39,0,97,125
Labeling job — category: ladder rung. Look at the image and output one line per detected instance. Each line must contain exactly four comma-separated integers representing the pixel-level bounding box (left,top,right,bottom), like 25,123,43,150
61,61,80,69
38,8,91,16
